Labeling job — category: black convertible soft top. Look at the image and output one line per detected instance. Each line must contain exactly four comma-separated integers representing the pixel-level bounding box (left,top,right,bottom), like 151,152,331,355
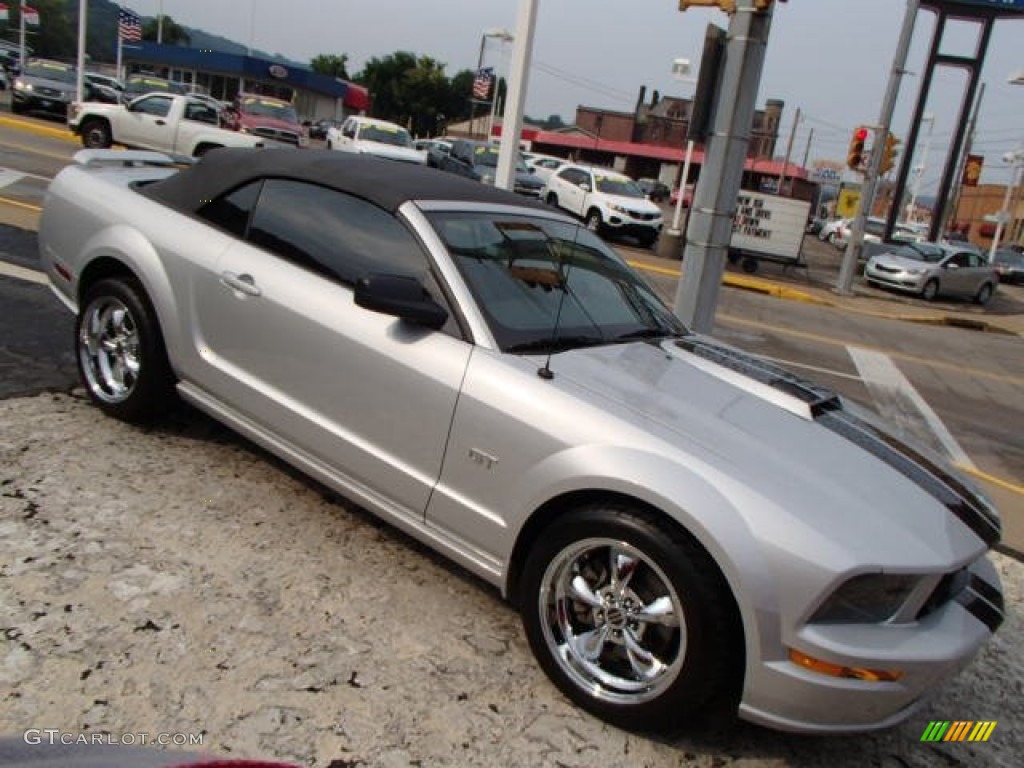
144,148,545,214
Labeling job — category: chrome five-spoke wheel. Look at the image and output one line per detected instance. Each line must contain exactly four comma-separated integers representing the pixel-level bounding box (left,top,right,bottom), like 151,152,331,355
521,504,739,730
79,295,141,404
75,278,175,422
539,538,685,704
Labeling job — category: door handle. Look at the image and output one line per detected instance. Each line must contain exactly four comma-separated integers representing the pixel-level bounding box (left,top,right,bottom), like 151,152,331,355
155,119,166,126
219,271,262,297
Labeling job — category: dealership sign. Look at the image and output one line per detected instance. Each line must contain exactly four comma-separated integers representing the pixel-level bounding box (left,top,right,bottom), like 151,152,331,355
268,64,289,79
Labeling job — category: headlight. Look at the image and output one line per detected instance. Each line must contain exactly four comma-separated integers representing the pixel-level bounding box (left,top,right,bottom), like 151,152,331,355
906,268,922,275
239,127,252,134
809,573,920,624
608,203,628,214
15,80,30,92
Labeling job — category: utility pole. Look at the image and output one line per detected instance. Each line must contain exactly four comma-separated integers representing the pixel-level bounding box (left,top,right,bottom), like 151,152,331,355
777,106,800,195
837,0,919,295
674,0,775,333
801,127,814,168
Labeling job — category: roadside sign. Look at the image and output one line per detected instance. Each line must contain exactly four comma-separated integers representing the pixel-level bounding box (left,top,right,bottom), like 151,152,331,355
836,186,862,218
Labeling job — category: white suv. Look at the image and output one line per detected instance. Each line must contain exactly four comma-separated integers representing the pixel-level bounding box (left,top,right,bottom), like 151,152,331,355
326,116,426,164
543,164,663,247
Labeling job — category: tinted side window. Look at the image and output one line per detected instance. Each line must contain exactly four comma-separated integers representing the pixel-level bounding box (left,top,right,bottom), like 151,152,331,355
246,179,430,285
132,96,172,117
197,181,262,237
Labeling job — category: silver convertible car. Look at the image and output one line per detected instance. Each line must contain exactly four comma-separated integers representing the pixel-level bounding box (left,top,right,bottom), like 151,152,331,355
40,149,1003,734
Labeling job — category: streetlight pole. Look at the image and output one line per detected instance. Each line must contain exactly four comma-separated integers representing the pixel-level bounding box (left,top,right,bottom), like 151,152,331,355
470,28,512,140
776,106,800,196
906,113,934,223
988,149,1023,261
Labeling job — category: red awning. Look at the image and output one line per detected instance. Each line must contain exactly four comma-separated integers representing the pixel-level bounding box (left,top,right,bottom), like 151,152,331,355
343,83,369,111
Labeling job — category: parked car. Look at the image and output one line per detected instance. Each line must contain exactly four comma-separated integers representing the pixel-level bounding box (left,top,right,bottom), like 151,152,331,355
544,163,663,247
76,72,122,104
436,138,543,197
11,58,78,117
636,177,671,203
993,248,1024,285
413,137,453,168
223,92,308,148
326,116,424,164
40,148,1004,736
818,217,849,245
525,153,569,183
668,183,694,208
122,74,189,102
306,118,340,141
864,241,999,303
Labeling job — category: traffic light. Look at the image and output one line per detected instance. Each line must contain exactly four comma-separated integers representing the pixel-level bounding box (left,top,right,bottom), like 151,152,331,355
880,133,901,175
847,126,869,171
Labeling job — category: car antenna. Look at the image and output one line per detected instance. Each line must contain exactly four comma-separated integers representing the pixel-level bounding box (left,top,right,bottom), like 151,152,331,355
538,235,574,381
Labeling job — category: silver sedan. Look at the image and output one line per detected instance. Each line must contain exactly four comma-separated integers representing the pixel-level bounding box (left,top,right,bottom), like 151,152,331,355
865,242,999,303
40,149,1003,735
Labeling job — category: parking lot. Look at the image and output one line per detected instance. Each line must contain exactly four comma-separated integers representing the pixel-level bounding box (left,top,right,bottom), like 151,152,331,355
1,391,1022,768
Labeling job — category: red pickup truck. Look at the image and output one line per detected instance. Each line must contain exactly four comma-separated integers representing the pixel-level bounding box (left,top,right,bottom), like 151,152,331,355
222,92,308,147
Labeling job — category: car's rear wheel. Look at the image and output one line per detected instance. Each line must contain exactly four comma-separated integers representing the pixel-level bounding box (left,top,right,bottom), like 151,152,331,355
921,278,940,301
76,278,175,423
80,118,112,149
974,282,994,305
521,503,739,731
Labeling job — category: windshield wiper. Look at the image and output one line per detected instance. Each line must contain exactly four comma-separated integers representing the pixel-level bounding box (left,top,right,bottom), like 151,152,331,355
506,335,606,354
611,327,685,343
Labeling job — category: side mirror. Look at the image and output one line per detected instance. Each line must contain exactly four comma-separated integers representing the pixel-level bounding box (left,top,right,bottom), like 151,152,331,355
354,274,448,329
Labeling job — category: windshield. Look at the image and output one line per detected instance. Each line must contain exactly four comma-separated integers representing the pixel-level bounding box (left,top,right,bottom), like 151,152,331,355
24,61,75,83
126,76,187,95
472,145,530,172
240,97,299,123
594,173,645,198
428,212,686,353
357,123,412,147
893,243,946,262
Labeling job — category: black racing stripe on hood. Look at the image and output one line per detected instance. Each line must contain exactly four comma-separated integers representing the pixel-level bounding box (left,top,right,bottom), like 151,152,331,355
674,337,842,416
819,410,1001,548
956,573,1005,633
673,337,1000,548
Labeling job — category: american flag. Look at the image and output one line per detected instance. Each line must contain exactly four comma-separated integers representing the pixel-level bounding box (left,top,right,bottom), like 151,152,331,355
22,4,39,25
118,7,143,42
472,67,494,101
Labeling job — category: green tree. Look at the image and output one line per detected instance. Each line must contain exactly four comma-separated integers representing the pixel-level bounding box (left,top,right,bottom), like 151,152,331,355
310,53,350,80
143,15,190,46
356,51,462,137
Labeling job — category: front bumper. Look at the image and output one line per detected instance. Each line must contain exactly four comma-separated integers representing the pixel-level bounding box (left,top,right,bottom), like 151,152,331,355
865,265,927,294
13,90,69,116
739,556,1003,733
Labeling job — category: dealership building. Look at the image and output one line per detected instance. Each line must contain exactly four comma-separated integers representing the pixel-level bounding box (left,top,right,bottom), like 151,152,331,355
121,41,369,120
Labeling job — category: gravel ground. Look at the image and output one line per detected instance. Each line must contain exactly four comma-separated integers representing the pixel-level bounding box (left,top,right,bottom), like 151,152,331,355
1,392,1021,768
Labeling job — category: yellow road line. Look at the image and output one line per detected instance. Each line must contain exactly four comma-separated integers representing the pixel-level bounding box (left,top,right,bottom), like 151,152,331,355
626,259,682,278
0,195,43,212
0,137,73,163
957,464,1024,496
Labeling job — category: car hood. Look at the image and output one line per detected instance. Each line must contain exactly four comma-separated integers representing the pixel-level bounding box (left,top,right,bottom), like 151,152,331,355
869,253,938,270
603,193,662,215
355,141,426,164
19,74,74,95
547,336,999,563
241,114,301,133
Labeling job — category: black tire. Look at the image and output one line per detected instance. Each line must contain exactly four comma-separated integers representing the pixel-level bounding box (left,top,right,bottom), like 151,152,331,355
741,257,758,274
921,278,939,302
326,140,333,150
585,209,603,234
80,118,112,149
638,232,658,250
974,282,994,306
520,502,740,732
75,278,176,423
545,191,558,207
10,99,24,115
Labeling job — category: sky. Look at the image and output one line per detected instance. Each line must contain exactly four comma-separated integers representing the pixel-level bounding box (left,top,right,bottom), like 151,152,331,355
122,1,1024,189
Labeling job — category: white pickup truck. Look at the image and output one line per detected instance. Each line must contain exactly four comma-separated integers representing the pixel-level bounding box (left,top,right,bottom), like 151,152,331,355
68,93,266,157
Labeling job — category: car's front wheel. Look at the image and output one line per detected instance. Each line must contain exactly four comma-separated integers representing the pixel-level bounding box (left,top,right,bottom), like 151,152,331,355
975,282,994,305
585,210,603,234
80,118,112,149
521,503,739,731
921,278,940,301
76,278,176,423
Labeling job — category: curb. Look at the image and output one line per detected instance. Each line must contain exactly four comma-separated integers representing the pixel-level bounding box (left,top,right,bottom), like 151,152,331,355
0,114,76,142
